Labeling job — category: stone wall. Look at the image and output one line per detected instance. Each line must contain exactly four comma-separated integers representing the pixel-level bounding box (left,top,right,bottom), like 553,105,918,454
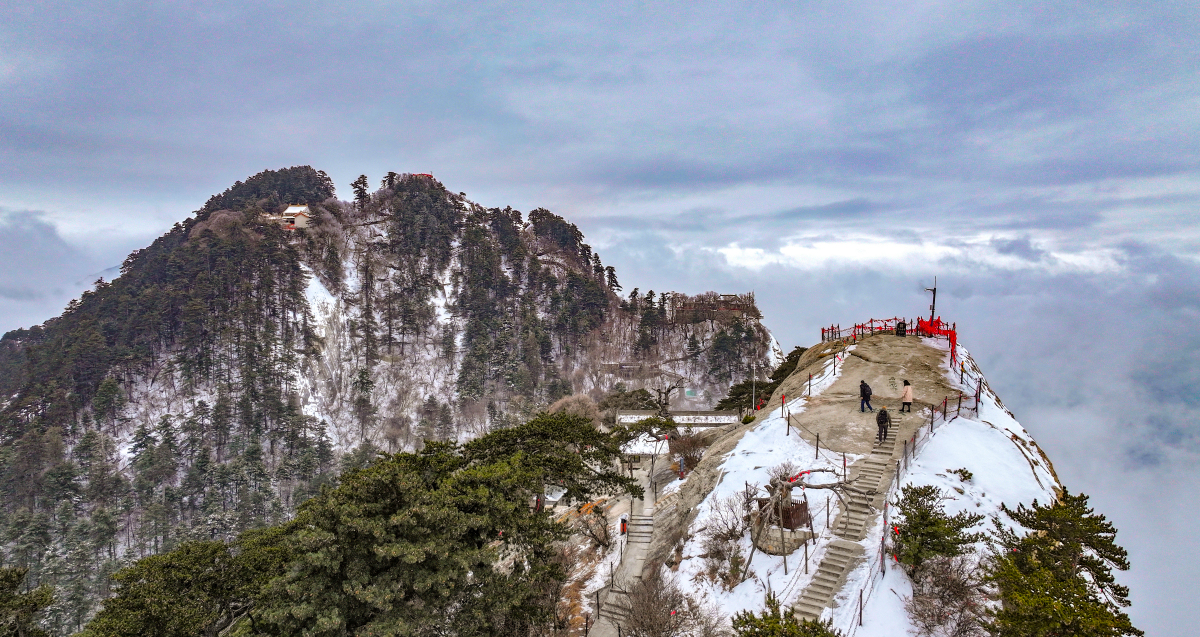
753,526,813,556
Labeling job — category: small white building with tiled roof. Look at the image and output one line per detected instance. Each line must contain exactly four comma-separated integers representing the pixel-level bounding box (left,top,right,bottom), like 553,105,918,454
281,204,311,229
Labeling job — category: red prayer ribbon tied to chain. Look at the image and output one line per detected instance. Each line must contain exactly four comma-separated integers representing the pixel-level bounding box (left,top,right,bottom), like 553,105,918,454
787,470,815,483
916,316,958,364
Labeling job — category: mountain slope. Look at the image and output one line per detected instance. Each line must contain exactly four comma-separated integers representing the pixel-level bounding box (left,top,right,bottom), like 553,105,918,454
0,167,778,635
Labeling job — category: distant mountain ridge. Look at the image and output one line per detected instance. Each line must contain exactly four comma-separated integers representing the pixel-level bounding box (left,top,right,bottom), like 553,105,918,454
0,166,778,634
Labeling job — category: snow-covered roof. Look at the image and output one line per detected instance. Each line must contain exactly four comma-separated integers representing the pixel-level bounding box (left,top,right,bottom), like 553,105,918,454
282,204,310,217
620,433,669,456
615,410,740,426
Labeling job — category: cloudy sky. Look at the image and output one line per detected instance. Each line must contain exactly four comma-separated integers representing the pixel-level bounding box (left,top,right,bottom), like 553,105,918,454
3,1,1197,631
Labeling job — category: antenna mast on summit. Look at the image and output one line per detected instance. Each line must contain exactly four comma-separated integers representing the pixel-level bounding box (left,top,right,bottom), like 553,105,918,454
926,276,937,323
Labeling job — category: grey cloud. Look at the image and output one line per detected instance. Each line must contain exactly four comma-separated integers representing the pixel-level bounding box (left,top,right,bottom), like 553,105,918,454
910,33,1142,126
990,236,1048,261
1008,156,1194,187
0,210,102,330
0,286,42,301
768,198,881,221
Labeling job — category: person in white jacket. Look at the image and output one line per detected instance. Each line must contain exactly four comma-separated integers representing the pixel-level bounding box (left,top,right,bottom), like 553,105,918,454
900,380,913,412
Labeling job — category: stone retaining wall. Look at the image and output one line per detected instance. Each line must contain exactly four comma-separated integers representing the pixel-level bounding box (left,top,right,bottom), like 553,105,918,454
753,526,813,555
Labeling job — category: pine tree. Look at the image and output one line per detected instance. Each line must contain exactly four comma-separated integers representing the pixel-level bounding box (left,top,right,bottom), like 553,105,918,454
351,368,376,444
892,484,984,572
731,593,842,636
351,174,370,211
986,490,1142,636
0,566,54,637
605,265,621,291
254,412,636,635
437,404,454,441
79,530,289,637
92,377,124,434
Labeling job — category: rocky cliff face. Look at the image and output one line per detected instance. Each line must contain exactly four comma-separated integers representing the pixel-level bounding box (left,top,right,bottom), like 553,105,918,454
0,167,778,634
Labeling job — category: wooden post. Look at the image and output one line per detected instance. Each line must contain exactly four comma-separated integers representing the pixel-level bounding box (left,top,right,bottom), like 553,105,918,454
957,392,962,417
859,589,863,626
779,497,788,575
815,433,819,459
808,373,812,397
804,538,809,574
842,452,847,481
806,493,814,538
826,496,830,529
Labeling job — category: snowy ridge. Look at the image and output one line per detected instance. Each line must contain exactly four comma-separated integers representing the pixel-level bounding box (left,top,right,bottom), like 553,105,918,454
827,339,1058,636
642,334,1060,634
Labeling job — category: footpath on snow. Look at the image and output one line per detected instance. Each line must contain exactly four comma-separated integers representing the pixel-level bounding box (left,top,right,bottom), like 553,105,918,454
592,332,1061,636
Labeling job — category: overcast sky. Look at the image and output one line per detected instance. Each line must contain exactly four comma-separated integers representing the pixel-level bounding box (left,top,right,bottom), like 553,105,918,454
2,1,1197,632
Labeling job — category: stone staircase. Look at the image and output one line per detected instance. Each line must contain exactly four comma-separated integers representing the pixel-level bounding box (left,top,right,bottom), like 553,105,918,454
792,539,865,620
794,411,906,619
837,416,902,540
626,514,654,546
596,512,654,628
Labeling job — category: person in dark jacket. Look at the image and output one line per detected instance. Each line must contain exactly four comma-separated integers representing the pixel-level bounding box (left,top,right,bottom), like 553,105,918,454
876,406,891,443
860,380,873,412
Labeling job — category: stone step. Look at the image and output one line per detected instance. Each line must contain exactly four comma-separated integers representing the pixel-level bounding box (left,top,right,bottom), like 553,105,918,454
811,575,839,588
822,556,852,569
794,602,824,618
599,608,629,623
